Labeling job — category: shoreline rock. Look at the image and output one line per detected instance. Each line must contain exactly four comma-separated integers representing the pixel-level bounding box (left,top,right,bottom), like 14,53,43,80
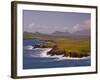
47,47,90,58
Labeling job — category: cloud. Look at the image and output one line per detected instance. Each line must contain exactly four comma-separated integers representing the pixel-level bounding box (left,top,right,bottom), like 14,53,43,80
66,19,90,33
25,23,69,34
83,19,90,29
24,19,90,34
28,23,35,28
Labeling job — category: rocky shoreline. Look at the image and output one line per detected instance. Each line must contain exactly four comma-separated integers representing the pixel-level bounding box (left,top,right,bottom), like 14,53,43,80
33,43,90,58
27,38,90,58
47,47,89,58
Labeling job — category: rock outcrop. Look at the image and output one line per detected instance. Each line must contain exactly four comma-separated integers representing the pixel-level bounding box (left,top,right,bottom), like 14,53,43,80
47,47,89,58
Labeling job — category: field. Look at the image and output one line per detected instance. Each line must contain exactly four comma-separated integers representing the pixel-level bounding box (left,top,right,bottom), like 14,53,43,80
55,38,90,53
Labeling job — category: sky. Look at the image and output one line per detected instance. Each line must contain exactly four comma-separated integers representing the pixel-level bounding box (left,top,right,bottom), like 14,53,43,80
23,10,91,34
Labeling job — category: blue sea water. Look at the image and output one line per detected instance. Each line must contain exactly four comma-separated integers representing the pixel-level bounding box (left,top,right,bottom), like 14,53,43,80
23,39,91,69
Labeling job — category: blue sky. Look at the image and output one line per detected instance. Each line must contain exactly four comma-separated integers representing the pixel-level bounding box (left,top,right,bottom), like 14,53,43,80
23,10,90,34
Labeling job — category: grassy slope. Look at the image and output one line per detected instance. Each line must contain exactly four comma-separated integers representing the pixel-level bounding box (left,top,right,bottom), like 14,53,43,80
23,32,90,54
55,38,90,54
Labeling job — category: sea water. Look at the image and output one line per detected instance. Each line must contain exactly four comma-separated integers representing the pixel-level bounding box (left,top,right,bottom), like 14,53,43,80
23,39,91,69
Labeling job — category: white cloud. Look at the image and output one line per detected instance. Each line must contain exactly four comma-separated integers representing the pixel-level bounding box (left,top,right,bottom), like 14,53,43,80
65,19,90,33
28,23,35,28
24,19,90,34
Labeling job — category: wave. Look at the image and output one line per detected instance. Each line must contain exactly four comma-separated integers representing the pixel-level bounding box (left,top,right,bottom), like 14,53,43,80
29,48,67,59
65,56,90,60
24,46,90,61
25,48,53,58
40,48,52,57
24,45,34,50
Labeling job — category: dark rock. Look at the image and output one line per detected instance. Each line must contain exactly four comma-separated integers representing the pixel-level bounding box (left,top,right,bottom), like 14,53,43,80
69,52,89,58
47,48,90,58
47,47,67,57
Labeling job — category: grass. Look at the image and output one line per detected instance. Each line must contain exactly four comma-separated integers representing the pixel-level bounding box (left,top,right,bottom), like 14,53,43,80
55,38,90,54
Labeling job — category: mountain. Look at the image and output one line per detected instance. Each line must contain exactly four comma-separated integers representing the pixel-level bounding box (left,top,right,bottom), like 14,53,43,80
51,29,90,37
23,29,90,39
23,32,44,39
52,31,71,36
74,29,90,36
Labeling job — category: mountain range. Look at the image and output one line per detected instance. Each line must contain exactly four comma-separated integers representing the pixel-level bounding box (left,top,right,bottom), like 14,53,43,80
52,29,90,36
23,29,90,39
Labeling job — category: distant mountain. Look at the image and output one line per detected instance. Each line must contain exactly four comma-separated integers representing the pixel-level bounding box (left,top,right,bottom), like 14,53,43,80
51,29,90,37
23,31,57,39
23,29,90,39
74,29,90,36
23,32,44,39
52,31,71,36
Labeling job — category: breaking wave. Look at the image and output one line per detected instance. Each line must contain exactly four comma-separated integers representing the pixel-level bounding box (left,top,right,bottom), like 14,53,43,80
24,46,90,60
